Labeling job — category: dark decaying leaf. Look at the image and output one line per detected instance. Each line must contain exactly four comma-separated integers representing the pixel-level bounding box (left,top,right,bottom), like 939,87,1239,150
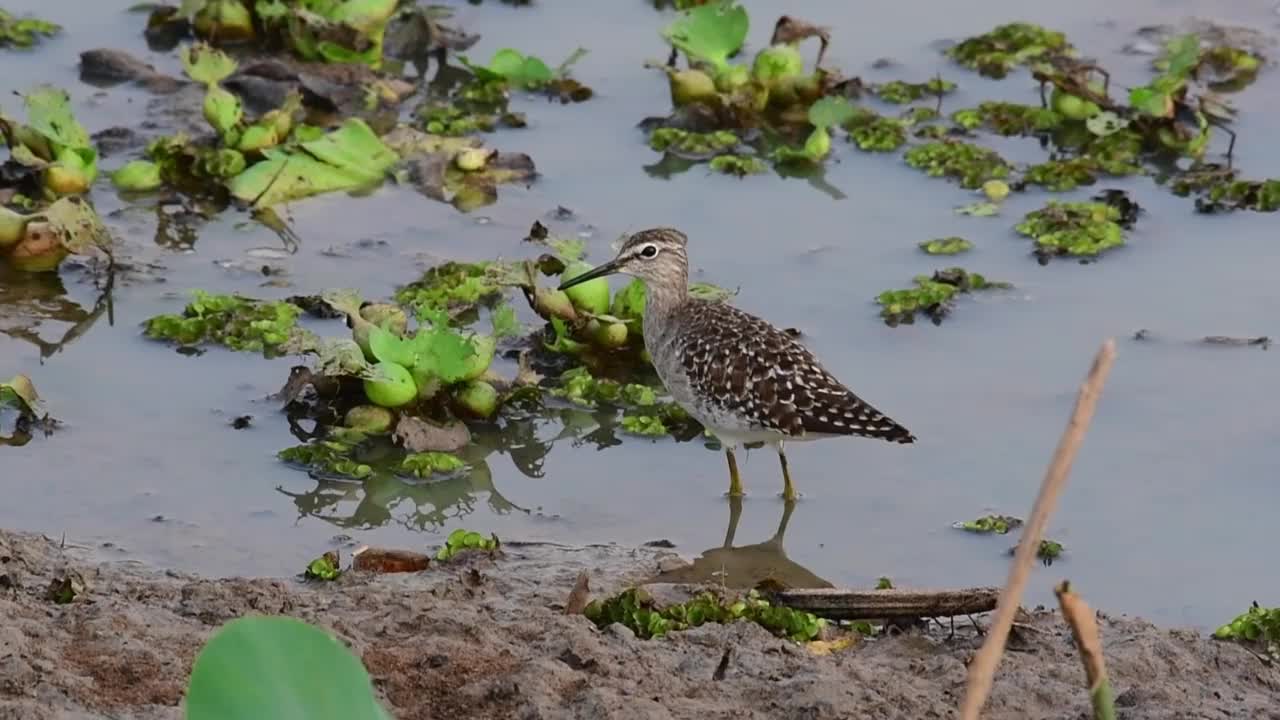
404,150,536,213
393,414,471,453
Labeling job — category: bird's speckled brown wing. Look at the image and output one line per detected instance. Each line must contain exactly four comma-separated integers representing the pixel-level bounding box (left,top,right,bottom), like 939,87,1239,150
673,299,915,443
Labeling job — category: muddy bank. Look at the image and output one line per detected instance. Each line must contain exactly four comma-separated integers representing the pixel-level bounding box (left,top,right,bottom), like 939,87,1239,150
0,527,1276,720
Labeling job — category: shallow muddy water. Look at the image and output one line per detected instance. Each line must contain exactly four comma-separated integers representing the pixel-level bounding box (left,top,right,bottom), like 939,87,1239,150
2,0,1278,631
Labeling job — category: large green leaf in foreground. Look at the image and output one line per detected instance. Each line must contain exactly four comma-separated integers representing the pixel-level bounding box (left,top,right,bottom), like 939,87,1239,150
185,615,391,720
228,118,398,207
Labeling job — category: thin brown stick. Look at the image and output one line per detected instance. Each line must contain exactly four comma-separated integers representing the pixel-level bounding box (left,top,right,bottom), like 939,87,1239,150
958,338,1117,720
1056,581,1117,720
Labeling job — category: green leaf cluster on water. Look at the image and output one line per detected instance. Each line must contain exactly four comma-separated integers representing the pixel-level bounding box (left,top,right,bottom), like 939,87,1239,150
843,108,909,153
435,527,500,561
279,439,374,480
400,451,466,478
872,78,956,104
876,268,1009,327
0,10,59,48
551,366,657,409
584,587,826,642
918,237,972,256
904,140,1011,189
1015,200,1126,260
649,128,739,156
393,261,503,320
945,22,1075,79
144,290,306,356
1167,165,1280,214
957,514,1023,535
1214,602,1280,661
185,616,391,720
304,551,342,581
951,101,1060,136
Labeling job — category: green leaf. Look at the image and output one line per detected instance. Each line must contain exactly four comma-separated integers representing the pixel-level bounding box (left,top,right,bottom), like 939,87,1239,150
660,0,748,72
955,202,999,217
0,374,40,416
23,85,91,151
489,302,520,339
808,97,856,131
367,324,415,367
227,118,398,208
1128,87,1170,117
180,42,239,85
186,616,390,720
1163,33,1201,78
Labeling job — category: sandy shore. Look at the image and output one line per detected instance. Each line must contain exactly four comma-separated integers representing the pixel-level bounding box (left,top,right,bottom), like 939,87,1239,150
1,527,1276,720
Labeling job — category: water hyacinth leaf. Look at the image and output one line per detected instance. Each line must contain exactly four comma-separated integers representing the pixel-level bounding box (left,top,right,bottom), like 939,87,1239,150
111,159,164,192
660,0,749,72
368,324,416,368
180,42,238,85
0,10,61,48
185,616,391,720
228,118,398,208
399,451,466,478
23,85,91,155
808,96,856,131
8,196,113,273
485,48,553,88
0,374,40,416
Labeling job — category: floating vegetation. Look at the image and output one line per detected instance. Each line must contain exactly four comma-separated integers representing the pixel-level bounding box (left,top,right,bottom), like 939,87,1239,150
435,528,500,561
0,85,98,199
649,128,740,156
951,101,1060,136
551,367,657,409
945,22,1074,79
918,237,973,255
144,291,309,356
1024,157,1104,192
844,110,908,152
304,551,342,581
904,140,1011,189
399,451,467,478
278,440,374,481
0,196,112,273
1036,539,1063,566
393,261,502,320
1015,199,1129,262
871,78,956,104
956,514,1023,535
1168,165,1280,214
876,268,1009,327
0,10,59,49
584,587,826,642
459,46,593,103
709,154,767,175
1213,602,1280,661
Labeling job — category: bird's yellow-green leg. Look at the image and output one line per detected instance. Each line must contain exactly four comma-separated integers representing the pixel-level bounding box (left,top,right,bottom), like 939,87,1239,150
777,445,798,502
724,447,745,498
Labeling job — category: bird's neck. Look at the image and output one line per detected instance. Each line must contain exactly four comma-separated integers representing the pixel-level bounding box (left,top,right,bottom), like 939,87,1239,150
643,278,688,326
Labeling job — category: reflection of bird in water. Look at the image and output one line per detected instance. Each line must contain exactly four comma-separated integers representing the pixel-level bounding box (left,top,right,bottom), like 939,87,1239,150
648,498,832,591
560,228,914,502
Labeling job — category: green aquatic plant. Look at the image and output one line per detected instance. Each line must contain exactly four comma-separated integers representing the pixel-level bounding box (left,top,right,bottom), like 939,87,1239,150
708,154,767,175
872,78,956,104
435,528,500,561
228,118,398,208
551,367,657,409
1036,539,1063,566
0,195,113,273
1214,602,1280,661
904,140,1011,189
394,261,502,319
621,413,668,437
918,237,973,255
399,451,466,478
0,10,59,48
304,551,342,581
1015,200,1126,260
1181,174,1280,214
584,587,826,643
957,514,1023,534
459,47,592,100
875,268,1008,327
945,22,1074,79
278,440,373,480
144,290,306,356
772,96,857,164
660,0,749,75
648,128,739,156
951,101,1060,136
185,616,391,720
1024,157,1102,192
844,110,907,152
0,84,98,198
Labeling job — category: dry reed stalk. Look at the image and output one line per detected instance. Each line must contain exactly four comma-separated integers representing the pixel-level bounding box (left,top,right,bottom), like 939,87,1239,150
1055,581,1117,720
958,338,1117,720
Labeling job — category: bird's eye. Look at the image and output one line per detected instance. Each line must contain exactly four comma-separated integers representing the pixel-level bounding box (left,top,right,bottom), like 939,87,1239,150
639,244,659,259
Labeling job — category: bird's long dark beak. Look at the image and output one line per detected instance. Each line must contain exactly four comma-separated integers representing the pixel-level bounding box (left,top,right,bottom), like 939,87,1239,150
558,259,622,291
